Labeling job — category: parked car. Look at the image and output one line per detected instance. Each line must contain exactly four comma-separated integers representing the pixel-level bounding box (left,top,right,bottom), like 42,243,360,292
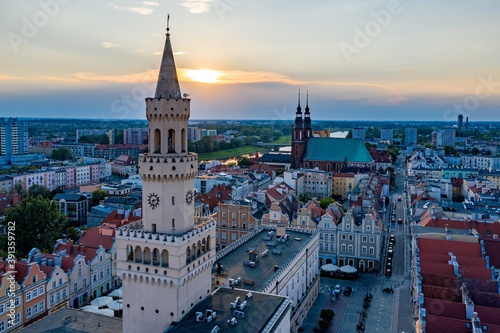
333,284,342,295
398,218,403,224
343,286,353,296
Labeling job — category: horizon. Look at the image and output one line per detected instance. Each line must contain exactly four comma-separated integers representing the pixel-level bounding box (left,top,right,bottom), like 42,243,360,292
1,1,500,121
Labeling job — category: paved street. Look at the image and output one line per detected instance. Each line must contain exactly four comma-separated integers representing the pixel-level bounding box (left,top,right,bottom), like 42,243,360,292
302,273,412,333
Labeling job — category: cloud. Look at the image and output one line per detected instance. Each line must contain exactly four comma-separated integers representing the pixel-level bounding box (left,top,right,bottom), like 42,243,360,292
107,3,153,15
178,0,213,14
142,1,158,6
173,51,186,56
102,42,120,48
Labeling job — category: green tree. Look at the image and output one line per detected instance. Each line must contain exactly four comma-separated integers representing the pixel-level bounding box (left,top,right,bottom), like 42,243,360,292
65,226,80,241
319,197,334,209
2,195,66,258
298,193,311,204
471,147,480,155
237,157,253,167
444,145,458,156
28,184,51,199
51,147,73,161
452,194,465,202
91,190,109,206
14,181,27,199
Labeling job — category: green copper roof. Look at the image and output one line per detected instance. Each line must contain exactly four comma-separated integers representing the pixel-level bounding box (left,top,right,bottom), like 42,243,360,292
303,138,373,163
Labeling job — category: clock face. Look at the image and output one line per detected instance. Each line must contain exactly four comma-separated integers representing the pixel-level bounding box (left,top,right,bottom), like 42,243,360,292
185,190,194,205
148,193,160,209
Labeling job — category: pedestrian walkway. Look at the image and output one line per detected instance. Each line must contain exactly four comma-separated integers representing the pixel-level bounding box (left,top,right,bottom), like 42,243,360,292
301,275,413,333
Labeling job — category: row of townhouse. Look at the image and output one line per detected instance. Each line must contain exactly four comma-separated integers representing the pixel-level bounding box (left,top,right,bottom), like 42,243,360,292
8,162,111,193
317,200,383,272
0,225,118,332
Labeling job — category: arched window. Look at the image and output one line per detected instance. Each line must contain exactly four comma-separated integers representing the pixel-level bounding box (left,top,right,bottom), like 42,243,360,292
168,129,175,153
152,248,160,266
143,247,151,264
154,129,161,153
161,249,169,267
181,128,186,152
126,245,134,262
134,246,142,263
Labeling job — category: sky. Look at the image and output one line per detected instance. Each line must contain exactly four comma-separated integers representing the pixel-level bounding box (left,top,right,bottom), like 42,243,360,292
1,0,500,121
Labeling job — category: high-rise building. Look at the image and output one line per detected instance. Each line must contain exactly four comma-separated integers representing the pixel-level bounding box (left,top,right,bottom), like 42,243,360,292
123,128,148,145
431,128,456,147
405,127,417,146
380,128,394,141
116,24,216,333
0,117,29,162
352,128,366,141
76,129,114,144
187,126,201,142
457,114,463,131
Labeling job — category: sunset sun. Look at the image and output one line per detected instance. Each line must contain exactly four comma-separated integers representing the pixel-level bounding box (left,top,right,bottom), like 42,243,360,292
185,69,221,83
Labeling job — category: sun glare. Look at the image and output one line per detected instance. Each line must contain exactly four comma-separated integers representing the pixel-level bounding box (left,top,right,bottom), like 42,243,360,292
185,69,221,83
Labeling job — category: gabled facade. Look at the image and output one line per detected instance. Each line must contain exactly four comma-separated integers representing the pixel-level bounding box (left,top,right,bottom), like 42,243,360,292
43,265,69,313
0,266,23,332
336,209,382,271
15,262,47,325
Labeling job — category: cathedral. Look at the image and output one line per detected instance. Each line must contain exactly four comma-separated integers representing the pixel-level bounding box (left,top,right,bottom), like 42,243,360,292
290,93,375,173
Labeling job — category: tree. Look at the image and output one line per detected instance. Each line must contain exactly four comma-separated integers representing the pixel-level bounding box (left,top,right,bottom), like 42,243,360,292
2,195,66,258
28,184,52,199
65,226,80,241
237,157,253,167
319,197,334,209
452,194,465,203
52,147,73,161
91,190,109,207
471,147,480,156
14,181,27,199
298,193,311,204
444,145,458,156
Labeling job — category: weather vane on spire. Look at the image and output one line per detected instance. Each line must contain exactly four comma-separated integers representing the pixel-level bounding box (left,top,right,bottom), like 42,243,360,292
167,13,170,33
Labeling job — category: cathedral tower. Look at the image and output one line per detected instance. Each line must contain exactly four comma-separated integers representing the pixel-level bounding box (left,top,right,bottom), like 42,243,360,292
116,21,216,333
291,90,311,169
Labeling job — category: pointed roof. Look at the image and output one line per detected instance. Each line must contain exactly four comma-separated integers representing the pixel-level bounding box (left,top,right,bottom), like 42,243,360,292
154,22,181,99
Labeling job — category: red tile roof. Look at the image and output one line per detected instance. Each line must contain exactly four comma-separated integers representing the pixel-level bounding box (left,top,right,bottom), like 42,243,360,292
425,315,468,333
78,226,114,251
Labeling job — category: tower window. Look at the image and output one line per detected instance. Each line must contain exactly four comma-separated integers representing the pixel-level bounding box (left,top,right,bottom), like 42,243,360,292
152,224,156,233
172,219,175,228
172,196,175,205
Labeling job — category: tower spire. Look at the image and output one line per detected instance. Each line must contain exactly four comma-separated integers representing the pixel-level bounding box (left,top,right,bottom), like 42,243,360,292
154,15,181,99
296,89,302,113
304,90,311,129
305,90,310,114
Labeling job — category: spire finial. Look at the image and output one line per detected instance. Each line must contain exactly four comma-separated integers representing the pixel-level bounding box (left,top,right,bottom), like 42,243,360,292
306,90,309,107
167,13,170,34
298,89,301,106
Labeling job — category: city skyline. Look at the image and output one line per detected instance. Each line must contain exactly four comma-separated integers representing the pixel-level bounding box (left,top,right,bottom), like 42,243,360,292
1,0,500,121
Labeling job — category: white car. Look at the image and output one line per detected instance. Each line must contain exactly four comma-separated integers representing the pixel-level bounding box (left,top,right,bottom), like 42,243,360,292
333,284,342,295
